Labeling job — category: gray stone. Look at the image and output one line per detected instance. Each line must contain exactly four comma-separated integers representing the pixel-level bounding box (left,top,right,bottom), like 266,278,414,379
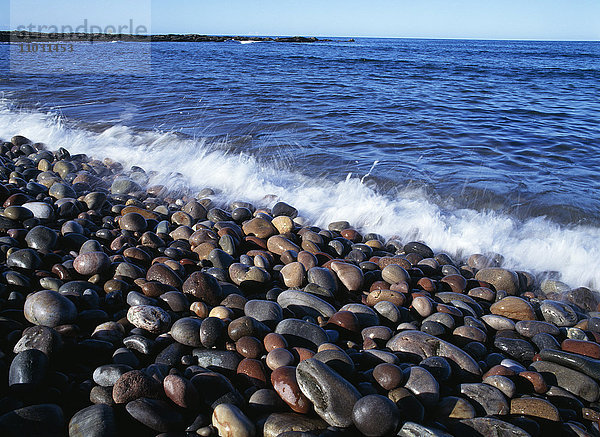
296,358,361,427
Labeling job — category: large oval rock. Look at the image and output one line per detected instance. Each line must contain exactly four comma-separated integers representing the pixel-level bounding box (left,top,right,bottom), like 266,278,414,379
387,330,481,381
330,261,364,292
24,290,77,327
7,248,41,270
490,296,536,321
296,358,361,427
275,319,329,351
0,404,64,437
25,225,57,251
146,263,182,288
68,404,117,437
182,270,223,306
277,290,335,319
530,360,599,402
170,317,203,347
126,398,183,432
475,268,519,295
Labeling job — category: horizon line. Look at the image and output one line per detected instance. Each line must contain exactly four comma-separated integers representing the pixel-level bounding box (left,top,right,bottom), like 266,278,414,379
0,28,598,43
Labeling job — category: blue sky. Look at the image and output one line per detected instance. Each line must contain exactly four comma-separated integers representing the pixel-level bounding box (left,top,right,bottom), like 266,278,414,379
2,0,599,40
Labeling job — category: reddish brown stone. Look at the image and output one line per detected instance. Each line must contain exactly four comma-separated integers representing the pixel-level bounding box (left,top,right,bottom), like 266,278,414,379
417,277,437,292
340,229,362,243
292,347,314,362
561,339,600,359
490,296,536,321
163,374,199,409
264,333,288,352
518,371,548,394
237,358,267,388
271,366,311,414
373,363,404,391
440,274,467,293
482,365,516,380
146,263,182,288
326,311,360,333
236,336,263,359
112,370,163,404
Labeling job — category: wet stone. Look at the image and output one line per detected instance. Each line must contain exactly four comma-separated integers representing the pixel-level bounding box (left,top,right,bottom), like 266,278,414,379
515,320,560,337
475,268,520,295
296,358,361,427
490,296,536,321
244,299,283,328
182,270,223,306
192,350,241,374
277,290,335,319
330,261,364,292
200,317,225,348
25,225,57,250
483,375,516,399
73,251,110,276
460,382,509,416
7,248,41,270
262,413,327,437
532,332,561,351
493,337,535,363
530,360,600,402
212,403,256,437
271,366,311,413
540,300,578,327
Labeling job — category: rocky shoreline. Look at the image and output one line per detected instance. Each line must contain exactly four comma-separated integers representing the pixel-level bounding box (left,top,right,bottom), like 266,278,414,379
0,134,599,436
0,31,351,43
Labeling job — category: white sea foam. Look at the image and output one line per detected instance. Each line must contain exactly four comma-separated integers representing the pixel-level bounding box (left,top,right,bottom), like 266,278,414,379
0,99,599,290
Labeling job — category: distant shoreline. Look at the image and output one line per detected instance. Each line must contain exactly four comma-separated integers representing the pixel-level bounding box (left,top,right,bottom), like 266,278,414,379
0,30,354,43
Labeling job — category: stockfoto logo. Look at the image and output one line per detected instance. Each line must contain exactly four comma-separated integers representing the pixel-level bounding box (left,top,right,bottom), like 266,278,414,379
14,19,149,39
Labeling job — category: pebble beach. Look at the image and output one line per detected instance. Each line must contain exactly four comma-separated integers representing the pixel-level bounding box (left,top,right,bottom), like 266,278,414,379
1,134,600,437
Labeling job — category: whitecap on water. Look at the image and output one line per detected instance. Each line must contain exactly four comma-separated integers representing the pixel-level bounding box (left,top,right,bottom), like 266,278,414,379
0,99,598,290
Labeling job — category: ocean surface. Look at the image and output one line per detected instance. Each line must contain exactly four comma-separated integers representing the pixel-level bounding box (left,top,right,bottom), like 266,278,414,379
0,38,598,289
